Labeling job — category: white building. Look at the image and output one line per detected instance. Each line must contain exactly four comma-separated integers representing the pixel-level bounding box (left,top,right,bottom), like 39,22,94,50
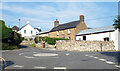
76,25,120,50
18,21,41,39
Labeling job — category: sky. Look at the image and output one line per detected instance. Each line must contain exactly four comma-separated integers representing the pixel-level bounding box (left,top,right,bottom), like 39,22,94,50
1,2,118,31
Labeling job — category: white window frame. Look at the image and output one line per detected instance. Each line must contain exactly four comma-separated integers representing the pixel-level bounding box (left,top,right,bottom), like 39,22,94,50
68,29,70,34
57,31,59,36
63,30,64,35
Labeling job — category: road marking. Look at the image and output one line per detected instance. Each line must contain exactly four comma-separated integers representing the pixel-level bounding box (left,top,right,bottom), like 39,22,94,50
93,57,99,59
54,67,67,69
85,55,89,56
13,65,24,68
66,53,70,56
19,53,24,55
98,59,107,62
106,61,115,65
89,56,94,57
24,56,35,59
34,66,46,69
115,65,120,68
33,53,58,57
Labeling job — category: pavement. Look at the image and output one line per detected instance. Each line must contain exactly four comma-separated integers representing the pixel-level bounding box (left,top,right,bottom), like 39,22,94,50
1,45,120,70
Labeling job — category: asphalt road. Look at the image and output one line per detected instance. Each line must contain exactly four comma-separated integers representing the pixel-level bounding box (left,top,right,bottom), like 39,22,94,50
1,45,120,69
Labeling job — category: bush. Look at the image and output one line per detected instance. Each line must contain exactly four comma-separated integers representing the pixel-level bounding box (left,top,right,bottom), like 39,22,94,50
30,43,36,47
44,37,68,45
34,36,44,43
2,43,19,50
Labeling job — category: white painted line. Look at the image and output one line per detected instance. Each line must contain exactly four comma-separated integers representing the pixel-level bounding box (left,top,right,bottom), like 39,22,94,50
106,61,115,65
24,56,35,59
33,52,37,53
115,65,120,68
89,56,94,57
13,65,24,68
19,53,24,55
85,55,89,56
93,57,99,59
34,66,46,69
54,67,67,69
33,53,58,57
99,59,107,62
66,53,70,56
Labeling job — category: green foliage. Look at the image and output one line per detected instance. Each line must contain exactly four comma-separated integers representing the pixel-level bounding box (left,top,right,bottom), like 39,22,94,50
114,15,120,29
34,36,44,43
29,38,32,41
44,37,68,45
30,43,36,47
0,20,23,50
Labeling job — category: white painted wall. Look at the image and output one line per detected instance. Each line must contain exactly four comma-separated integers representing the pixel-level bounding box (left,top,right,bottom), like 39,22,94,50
114,29,120,50
18,24,36,38
76,31,115,42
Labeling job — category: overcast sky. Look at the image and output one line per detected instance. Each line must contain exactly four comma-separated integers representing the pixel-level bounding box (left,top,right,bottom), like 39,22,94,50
1,2,118,31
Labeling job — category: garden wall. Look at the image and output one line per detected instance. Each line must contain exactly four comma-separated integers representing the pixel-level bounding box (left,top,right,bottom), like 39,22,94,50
56,40,115,51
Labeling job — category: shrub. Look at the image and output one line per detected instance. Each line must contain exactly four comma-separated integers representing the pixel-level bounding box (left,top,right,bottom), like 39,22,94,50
34,36,44,43
30,43,36,47
2,43,19,50
44,37,68,45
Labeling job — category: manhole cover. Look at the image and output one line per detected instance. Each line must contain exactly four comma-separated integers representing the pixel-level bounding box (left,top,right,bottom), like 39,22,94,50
33,53,58,56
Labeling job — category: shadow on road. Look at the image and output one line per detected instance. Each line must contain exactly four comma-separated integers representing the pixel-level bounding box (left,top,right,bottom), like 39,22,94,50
6,61,14,67
100,52,120,65
18,45,28,48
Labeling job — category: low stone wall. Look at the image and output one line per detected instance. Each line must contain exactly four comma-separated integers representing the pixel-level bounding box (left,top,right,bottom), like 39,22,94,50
56,40,115,51
20,40,35,45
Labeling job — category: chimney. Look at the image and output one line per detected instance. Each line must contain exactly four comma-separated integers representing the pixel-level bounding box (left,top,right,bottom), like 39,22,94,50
54,19,59,27
80,15,84,21
8,25,10,28
27,21,30,24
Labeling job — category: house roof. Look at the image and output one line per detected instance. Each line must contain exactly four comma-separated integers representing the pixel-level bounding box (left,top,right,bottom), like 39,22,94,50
12,26,19,31
38,29,51,35
76,25,116,36
20,24,28,30
50,20,81,32
34,28,41,32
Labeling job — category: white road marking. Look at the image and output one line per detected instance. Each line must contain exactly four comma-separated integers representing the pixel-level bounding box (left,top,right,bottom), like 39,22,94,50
33,53,58,57
34,66,46,69
33,52,37,53
93,57,99,59
106,61,115,65
98,59,107,62
19,53,24,55
89,56,94,57
66,53,70,56
24,56,35,59
85,55,89,56
54,67,67,69
13,65,24,68
115,65,120,68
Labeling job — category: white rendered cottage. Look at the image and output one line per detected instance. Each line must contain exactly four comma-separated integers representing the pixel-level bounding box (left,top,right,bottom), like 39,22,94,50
18,21,41,39
76,25,120,50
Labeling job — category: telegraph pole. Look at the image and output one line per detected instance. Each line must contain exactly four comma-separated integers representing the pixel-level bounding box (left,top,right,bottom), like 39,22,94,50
19,19,20,31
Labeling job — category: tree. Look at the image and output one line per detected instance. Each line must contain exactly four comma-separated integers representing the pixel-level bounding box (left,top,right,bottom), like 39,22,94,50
114,15,120,29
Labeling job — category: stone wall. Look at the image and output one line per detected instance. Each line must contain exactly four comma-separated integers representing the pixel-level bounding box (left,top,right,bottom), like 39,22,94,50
20,40,35,45
56,40,115,51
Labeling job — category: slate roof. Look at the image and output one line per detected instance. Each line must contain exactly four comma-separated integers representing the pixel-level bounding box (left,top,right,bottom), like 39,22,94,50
50,20,81,32
34,28,41,32
12,26,19,31
76,25,116,36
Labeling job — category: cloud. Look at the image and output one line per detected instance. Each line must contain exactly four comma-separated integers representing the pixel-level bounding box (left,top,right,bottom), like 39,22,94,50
2,2,117,30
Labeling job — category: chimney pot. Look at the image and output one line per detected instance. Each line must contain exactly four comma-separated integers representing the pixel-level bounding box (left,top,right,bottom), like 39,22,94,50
54,19,59,27
80,15,84,21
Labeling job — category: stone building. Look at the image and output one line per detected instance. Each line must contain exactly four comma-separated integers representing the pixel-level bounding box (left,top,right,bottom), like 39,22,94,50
39,15,88,40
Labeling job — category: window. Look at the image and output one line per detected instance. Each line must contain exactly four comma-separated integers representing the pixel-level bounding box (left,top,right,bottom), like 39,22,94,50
68,37,71,39
83,36,86,40
57,31,59,36
68,29,70,34
104,37,109,41
24,30,26,34
31,30,33,34
62,30,64,35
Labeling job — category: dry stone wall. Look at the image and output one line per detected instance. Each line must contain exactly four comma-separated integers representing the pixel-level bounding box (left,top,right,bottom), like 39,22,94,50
56,40,115,51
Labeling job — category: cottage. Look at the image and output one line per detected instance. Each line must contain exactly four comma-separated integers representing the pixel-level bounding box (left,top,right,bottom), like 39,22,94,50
76,25,120,50
40,15,88,40
18,21,41,39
